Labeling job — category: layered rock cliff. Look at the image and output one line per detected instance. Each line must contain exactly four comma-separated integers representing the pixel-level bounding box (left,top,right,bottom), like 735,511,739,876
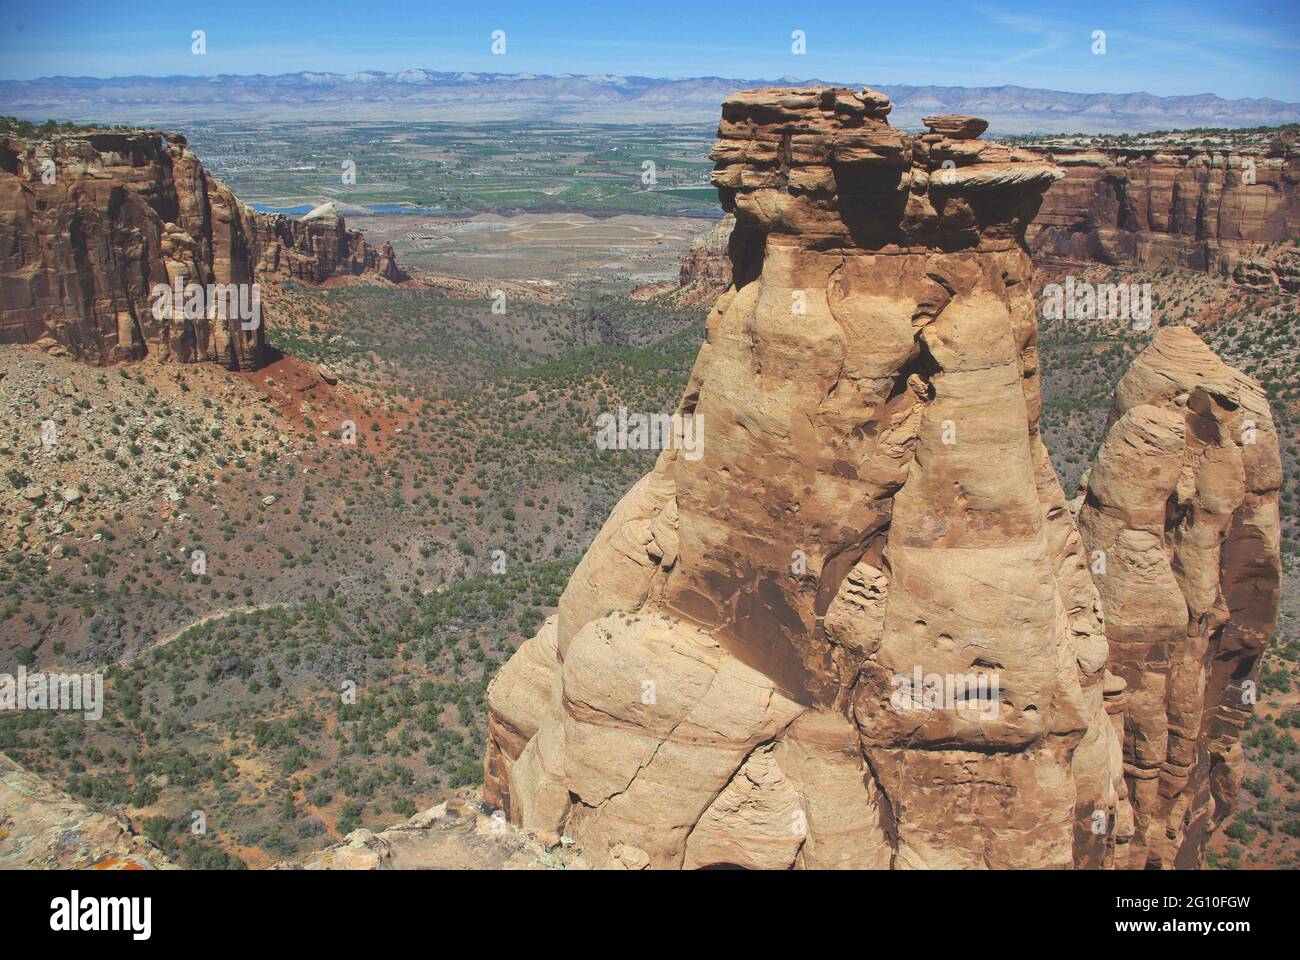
0,129,407,370
675,133,1300,298
675,214,735,305
1026,139,1300,292
483,89,1280,869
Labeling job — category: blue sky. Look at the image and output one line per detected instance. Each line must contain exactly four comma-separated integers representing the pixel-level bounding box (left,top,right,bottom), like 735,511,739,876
2,0,1298,100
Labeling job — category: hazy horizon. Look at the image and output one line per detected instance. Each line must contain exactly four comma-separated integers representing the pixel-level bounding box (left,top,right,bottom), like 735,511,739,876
3,0,1297,100
5,68,1298,108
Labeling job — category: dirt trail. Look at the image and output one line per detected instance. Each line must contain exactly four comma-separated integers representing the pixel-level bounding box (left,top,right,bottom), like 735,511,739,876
118,603,287,665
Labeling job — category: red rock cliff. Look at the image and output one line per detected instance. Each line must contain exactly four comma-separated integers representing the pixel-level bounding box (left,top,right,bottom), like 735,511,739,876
677,134,1300,298
0,129,407,370
1027,140,1300,291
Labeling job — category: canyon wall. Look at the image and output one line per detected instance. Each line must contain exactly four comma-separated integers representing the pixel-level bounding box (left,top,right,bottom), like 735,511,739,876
675,214,735,306
0,130,407,370
1027,142,1300,292
676,138,1300,298
483,90,1281,869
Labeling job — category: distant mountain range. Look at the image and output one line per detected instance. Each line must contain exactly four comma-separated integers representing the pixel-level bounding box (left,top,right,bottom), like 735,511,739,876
2,70,1297,134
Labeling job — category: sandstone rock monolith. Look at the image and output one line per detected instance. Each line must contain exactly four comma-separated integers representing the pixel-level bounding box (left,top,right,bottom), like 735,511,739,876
484,87,1279,869
1077,325,1282,869
485,87,1137,869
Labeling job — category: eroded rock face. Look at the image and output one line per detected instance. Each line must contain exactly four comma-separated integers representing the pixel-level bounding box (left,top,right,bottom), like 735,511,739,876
0,130,407,369
485,88,1127,869
677,136,1300,300
1077,326,1282,869
483,88,1279,870
676,214,735,304
1027,142,1300,292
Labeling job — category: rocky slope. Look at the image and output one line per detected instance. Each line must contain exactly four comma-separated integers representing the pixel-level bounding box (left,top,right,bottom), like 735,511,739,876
483,90,1282,869
0,747,586,870
0,751,174,869
291,793,590,870
0,129,407,370
1026,134,1300,293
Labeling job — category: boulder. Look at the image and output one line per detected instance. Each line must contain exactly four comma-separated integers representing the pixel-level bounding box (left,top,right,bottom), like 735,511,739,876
922,114,990,139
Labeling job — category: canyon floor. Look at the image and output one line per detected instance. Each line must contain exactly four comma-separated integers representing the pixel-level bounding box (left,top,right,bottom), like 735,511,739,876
1,123,1297,869
0,272,702,867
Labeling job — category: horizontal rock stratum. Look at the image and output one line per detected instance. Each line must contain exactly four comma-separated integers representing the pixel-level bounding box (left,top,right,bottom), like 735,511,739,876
0,129,408,370
1027,136,1300,293
674,127,1300,299
483,88,1281,869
